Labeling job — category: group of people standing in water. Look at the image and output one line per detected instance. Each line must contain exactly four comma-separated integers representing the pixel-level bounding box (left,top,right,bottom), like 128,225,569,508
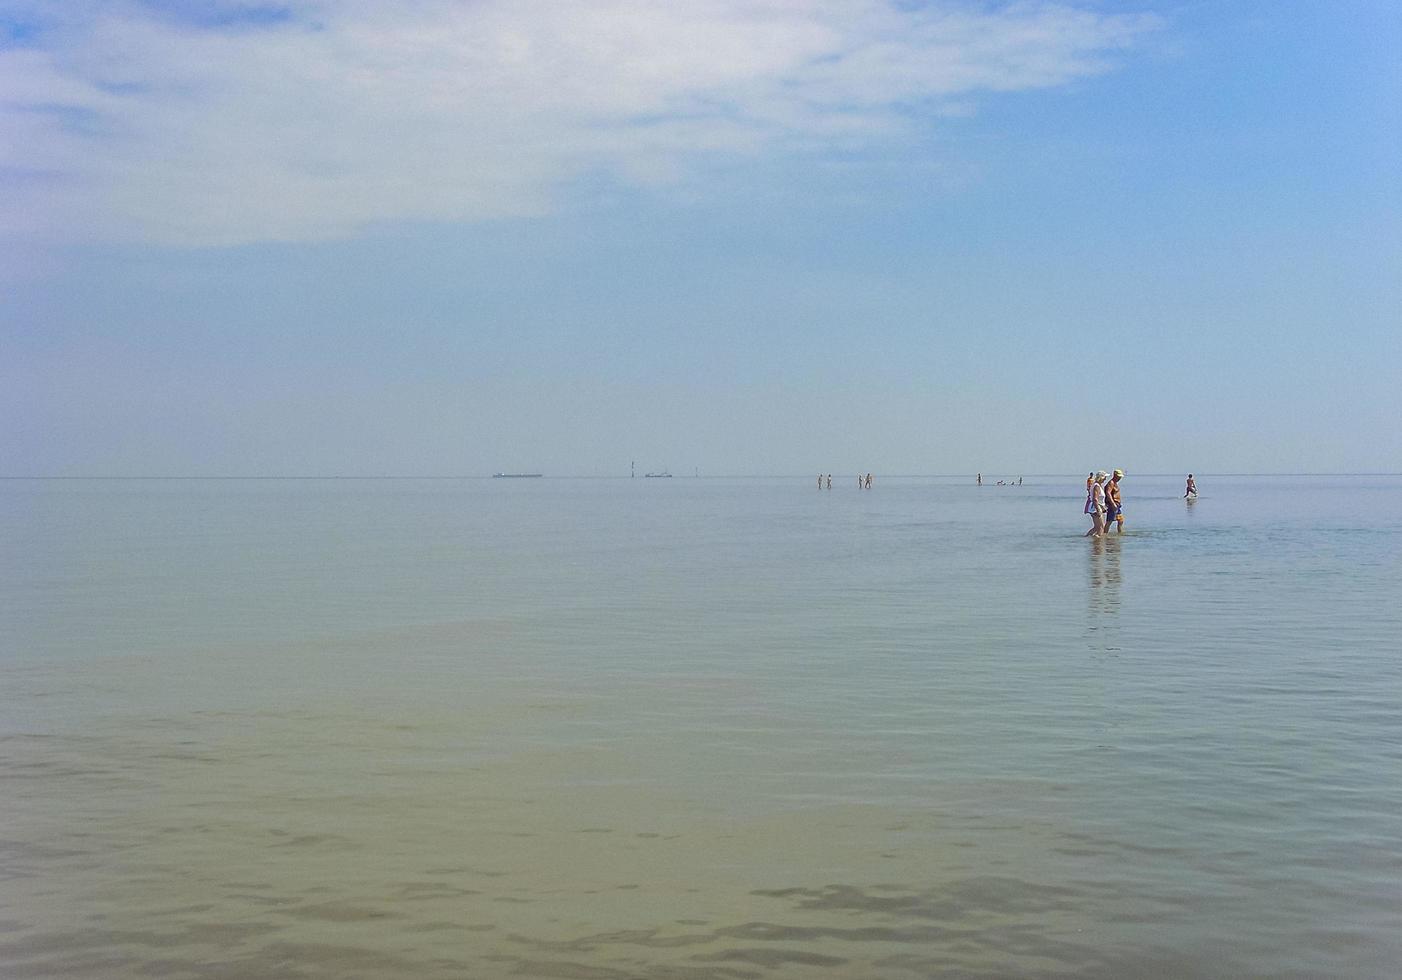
818,476,869,490
1084,471,1201,536
810,471,1198,537
1084,470,1125,537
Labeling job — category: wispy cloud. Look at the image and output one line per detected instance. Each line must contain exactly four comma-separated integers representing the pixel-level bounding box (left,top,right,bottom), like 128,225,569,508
1,1,1160,246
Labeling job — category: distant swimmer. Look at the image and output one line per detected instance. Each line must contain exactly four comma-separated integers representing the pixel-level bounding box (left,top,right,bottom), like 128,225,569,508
1018,477,1022,486
977,472,982,486
818,474,823,489
1185,474,1197,498
826,474,832,489
1105,469,1125,533
865,473,873,489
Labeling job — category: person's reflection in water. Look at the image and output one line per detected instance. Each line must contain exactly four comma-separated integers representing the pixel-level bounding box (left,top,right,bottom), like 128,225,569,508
1088,533,1123,622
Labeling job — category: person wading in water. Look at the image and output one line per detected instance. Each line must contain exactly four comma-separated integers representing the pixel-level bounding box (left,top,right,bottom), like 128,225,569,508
1085,472,1107,537
1105,469,1125,533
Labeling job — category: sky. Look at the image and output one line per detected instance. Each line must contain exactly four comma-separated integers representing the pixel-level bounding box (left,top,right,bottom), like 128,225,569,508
3,0,1399,477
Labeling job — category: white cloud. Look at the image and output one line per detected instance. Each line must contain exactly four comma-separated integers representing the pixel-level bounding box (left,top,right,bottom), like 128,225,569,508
0,1,1160,245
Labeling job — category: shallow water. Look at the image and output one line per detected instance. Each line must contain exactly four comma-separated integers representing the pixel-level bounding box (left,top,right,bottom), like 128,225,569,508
2,475,1400,978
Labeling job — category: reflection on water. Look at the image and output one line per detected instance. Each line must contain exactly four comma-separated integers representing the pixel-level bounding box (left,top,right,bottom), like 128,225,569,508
1087,534,1122,607
1087,533,1122,647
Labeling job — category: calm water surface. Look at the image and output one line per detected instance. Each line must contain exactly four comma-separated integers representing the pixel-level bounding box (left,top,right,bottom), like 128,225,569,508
2,476,1400,978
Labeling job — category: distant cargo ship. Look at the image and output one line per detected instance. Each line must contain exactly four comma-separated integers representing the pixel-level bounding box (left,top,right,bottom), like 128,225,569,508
493,473,542,478
644,471,672,478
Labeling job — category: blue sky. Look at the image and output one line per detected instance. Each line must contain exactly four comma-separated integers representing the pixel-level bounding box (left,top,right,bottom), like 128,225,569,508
3,1,1399,476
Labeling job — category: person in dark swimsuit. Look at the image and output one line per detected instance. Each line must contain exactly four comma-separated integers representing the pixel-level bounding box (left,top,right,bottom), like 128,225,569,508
1105,469,1124,532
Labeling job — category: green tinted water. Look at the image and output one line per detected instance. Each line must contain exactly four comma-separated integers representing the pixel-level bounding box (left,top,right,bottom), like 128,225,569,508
2,476,1399,977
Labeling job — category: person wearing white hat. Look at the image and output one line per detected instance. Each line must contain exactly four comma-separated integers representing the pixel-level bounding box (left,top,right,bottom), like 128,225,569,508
1106,469,1125,532
1085,471,1108,537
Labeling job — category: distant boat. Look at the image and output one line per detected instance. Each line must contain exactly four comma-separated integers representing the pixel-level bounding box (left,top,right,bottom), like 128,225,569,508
493,473,542,478
644,471,672,478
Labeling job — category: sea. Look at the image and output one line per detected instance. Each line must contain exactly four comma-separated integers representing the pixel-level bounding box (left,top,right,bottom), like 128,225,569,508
2,474,1399,979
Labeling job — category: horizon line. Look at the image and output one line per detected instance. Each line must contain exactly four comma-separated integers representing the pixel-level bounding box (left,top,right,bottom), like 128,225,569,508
3,473,1399,481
